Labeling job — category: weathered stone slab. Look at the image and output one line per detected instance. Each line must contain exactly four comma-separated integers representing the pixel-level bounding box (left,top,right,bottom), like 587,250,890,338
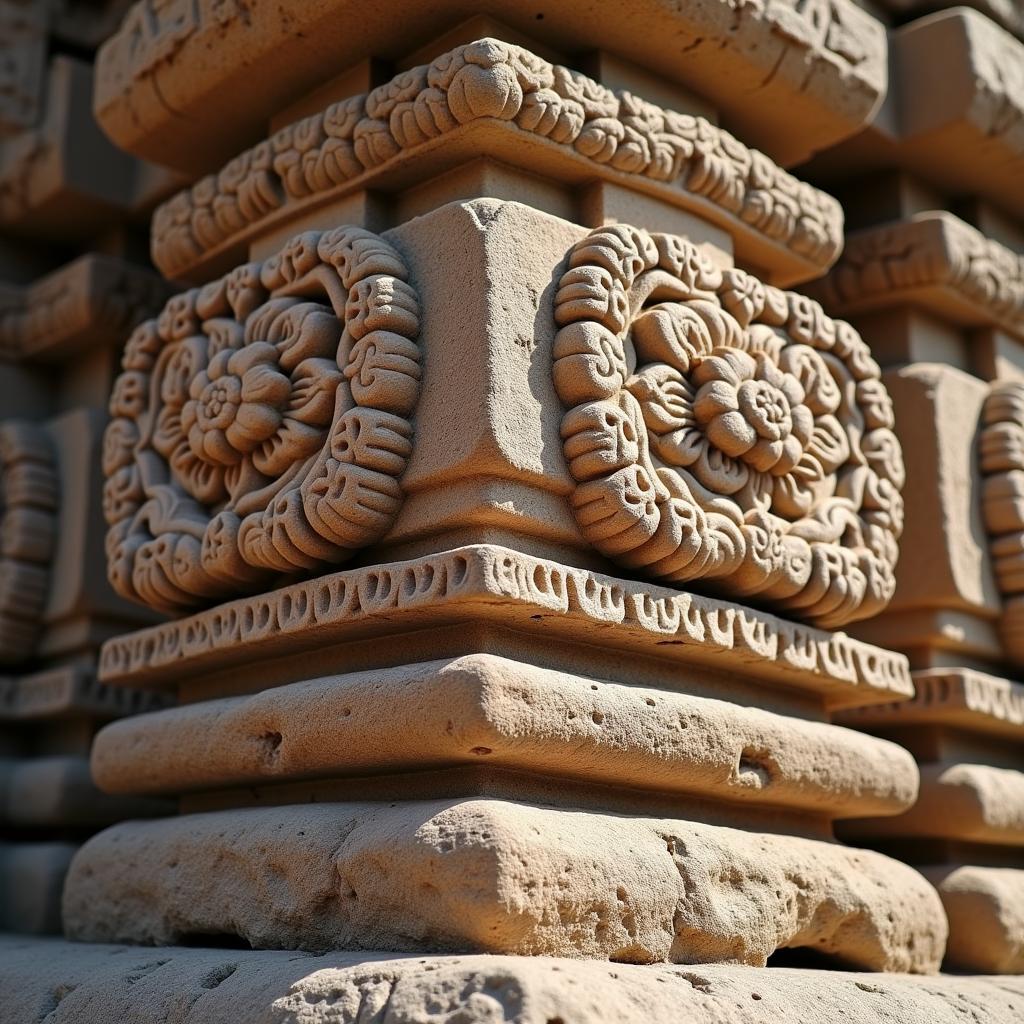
806,213,1024,342
928,865,1024,973
97,545,912,710
853,763,1024,845
90,654,918,819
6,938,1024,1024
94,0,888,175
63,798,946,970
875,0,1024,43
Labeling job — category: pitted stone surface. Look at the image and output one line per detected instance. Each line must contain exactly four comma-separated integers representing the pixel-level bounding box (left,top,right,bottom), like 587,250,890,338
5,938,1024,1024
63,798,947,971
91,654,918,820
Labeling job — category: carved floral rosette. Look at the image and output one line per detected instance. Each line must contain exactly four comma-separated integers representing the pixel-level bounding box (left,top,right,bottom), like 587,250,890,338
980,382,1024,664
103,227,421,613
552,226,904,628
0,421,58,663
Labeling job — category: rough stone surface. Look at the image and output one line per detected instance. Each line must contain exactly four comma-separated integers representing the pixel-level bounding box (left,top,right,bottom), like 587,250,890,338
929,865,1024,973
5,938,1024,1024
91,654,918,819
93,0,888,174
63,798,947,971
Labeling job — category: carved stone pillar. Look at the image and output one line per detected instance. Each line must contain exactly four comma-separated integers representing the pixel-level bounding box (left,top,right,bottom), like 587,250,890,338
51,25,954,976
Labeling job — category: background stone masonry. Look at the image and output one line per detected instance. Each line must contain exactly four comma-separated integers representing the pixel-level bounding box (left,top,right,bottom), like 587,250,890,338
1,1,1024,1022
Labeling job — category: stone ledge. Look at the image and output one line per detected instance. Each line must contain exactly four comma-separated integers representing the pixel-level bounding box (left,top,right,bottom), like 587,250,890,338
805,212,1024,340
928,865,1024,973
150,38,844,286
0,664,166,722
94,0,887,176
4,941,1024,1024
851,763,1024,845
838,668,1024,741
62,799,946,970
90,654,918,820
97,545,913,711
0,255,170,363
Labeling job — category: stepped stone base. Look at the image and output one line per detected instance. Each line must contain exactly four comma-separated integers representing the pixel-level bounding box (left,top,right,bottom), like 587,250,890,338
64,799,946,971
2,938,1023,1024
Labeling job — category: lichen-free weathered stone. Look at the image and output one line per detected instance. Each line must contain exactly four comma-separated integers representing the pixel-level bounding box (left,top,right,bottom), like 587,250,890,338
63,798,947,970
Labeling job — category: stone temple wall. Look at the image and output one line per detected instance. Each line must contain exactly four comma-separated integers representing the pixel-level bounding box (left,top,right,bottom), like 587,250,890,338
0,1,1022,1021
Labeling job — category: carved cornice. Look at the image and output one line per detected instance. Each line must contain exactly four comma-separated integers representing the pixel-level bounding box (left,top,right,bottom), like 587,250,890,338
104,227,422,613
95,0,887,174
0,664,167,720
0,254,171,363
840,667,1024,741
0,421,58,665
807,212,1024,340
150,38,844,284
552,225,904,629
979,381,1024,665
98,544,913,711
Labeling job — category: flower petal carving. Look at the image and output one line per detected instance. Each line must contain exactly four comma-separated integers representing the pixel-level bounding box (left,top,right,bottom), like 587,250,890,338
553,225,903,628
103,227,422,613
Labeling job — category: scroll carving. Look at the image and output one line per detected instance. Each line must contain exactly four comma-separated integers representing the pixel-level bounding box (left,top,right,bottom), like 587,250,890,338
552,225,904,628
0,421,58,664
103,227,422,613
152,38,843,281
980,382,1024,664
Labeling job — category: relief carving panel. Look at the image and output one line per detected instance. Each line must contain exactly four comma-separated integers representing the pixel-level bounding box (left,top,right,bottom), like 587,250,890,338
103,227,421,612
552,226,904,628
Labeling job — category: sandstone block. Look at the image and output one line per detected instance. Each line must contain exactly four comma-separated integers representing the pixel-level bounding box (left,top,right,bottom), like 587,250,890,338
5,938,1024,1024
93,0,888,175
929,865,1024,973
63,798,947,971
852,763,1024,845
90,654,918,819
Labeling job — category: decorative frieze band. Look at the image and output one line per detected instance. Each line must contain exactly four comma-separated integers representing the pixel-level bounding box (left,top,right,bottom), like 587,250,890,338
553,226,904,628
807,213,1024,340
0,255,170,362
98,544,913,709
151,38,844,283
840,667,1024,741
0,421,57,665
0,664,167,721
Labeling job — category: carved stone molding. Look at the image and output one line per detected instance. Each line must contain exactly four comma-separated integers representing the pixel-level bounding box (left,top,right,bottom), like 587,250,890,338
808,212,1024,340
551,225,904,629
876,0,1024,43
840,667,1024,741
0,254,171,362
0,421,58,665
980,381,1024,664
94,0,887,175
0,0,47,137
103,227,422,613
0,663,166,721
150,38,844,284
97,545,912,710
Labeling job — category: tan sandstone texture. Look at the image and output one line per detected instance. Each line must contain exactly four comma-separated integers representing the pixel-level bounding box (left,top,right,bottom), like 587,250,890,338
9,0,1024,1014
4,938,1024,1024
